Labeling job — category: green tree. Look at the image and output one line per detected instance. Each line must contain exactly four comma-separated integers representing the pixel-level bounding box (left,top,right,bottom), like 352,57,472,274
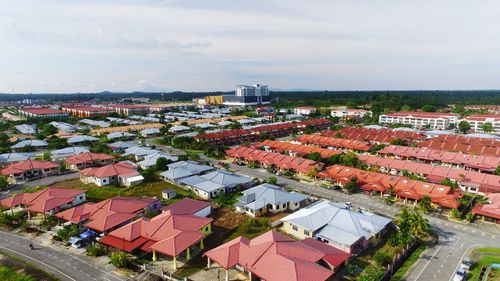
421,105,437,112
155,157,170,171
400,105,413,111
306,167,318,178
458,121,471,134
110,251,128,268
0,176,9,190
339,153,359,167
344,177,358,193
495,166,500,176
450,208,461,220
440,178,458,188
417,195,433,213
141,168,157,183
465,212,474,222
307,152,322,162
390,138,406,146
374,251,391,266
358,265,385,281
267,176,278,185
91,143,111,154
481,122,493,133
410,211,430,237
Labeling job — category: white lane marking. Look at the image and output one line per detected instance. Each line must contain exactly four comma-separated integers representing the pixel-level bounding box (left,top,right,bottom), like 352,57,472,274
413,232,447,280
0,246,76,281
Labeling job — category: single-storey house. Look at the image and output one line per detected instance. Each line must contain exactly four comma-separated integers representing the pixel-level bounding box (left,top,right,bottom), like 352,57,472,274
160,161,215,183
0,159,60,183
11,140,48,151
178,170,253,199
137,152,178,170
65,152,114,171
50,147,90,161
80,162,144,187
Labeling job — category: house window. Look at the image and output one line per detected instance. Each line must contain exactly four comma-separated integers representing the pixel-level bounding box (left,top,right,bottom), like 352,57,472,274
304,230,310,236
292,224,298,231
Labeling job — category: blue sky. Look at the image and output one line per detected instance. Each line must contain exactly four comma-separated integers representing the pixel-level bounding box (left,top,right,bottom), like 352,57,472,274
1,0,500,93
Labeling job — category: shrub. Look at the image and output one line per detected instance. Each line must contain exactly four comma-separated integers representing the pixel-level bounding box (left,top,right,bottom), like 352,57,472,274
87,244,103,257
56,224,79,241
374,251,391,266
110,251,128,268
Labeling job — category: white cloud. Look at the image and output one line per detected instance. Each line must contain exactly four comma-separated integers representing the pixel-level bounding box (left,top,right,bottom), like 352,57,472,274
0,0,499,92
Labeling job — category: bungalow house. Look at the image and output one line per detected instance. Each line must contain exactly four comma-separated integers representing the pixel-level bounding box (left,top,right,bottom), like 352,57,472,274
204,230,334,281
122,146,160,161
160,161,215,183
281,200,392,254
161,198,211,217
0,159,60,183
139,128,161,137
65,152,115,171
0,188,86,217
472,193,500,224
178,170,253,199
137,152,179,170
67,135,99,145
55,196,161,234
107,131,135,140
80,162,144,187
99,200,213,269
11,140,48,151
235,183,309,217
108,141,138,153
50,147,90,161
168,125,191,134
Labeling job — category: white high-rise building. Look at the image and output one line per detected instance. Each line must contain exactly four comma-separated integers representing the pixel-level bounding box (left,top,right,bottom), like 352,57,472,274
224,84,271,106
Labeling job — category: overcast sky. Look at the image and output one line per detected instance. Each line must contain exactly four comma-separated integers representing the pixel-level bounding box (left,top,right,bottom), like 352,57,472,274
1,0,500,93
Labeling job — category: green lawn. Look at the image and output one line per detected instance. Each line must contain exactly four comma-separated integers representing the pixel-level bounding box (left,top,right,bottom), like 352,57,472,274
0,265,36,281
468,248,500,281
391,243,426,281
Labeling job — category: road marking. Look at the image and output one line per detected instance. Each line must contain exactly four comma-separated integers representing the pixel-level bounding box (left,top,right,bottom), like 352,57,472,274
413,231,447,280
0,246,76,281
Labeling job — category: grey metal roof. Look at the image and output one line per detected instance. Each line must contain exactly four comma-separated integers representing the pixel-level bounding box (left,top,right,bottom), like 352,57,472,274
107,131,135,139
281,200,392,246
79,119,110,127
108,141,138,149
67,135,99,144
169,125,191,132
0,152,37,163
140,128,160,135
138,152,178,168
237,183,308,211
50,147,89,157
49,122,82,133
11,139,48,149
15,124,36,135
160,161,215,181
122,146,159,157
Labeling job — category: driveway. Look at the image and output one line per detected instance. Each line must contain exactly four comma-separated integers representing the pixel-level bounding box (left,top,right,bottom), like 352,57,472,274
0,230,127,281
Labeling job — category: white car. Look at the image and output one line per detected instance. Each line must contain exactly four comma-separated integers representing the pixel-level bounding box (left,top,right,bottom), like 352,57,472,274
461,257,472,270
453,268,466,281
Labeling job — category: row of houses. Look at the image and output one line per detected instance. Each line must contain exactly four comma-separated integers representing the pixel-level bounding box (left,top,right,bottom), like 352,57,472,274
317,165,462,209
379,145,500,173
226,146,324,175
252,139,342,158
196,118,331,145
358,154,500,194
297,134,372,152
328,126,426,144
417,134,500,157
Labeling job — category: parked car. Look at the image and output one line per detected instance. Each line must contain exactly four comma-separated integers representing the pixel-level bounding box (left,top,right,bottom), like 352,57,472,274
453,268,466,281
461,257,472,270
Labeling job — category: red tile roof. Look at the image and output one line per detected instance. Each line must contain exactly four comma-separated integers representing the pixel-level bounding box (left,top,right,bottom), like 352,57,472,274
226,146,323,174
80,162,139,178
99,205,212,257
299,238,350,269
417,135,500,157
472,193,500,220
297,134,372,151
55,197,156,232
161,198,210,215
0,159,59,175
65,152,114,166
205,231,333,281
319,165,461,209
0,188,84,213
19,107,67,115
253,140,342,158
322,127,426,144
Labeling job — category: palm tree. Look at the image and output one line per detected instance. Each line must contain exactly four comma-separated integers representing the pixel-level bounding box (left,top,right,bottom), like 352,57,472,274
417,195,433,214
410,211,430,237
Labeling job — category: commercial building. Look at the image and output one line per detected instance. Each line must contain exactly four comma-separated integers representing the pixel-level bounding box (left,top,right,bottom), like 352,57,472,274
294,106,317,116
222,84,271,107
331,109,371,119
18,107,69,119
461,114,500,134
104,104,150,115
378,111,459,130
62,106,115,117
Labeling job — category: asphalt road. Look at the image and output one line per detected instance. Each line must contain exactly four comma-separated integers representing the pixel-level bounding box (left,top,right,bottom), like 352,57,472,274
222,161,500,281
0,230,127,281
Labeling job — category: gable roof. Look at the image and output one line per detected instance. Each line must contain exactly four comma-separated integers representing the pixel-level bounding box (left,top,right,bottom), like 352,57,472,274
67,135,99,144
179,170,253,193
160,161,215,181
80,162,139,178
205,231,333,281
237,184,309,211
65,152,114,165
11,139,48,149
0,188,84,213
0,159,59,175
161,198,211,215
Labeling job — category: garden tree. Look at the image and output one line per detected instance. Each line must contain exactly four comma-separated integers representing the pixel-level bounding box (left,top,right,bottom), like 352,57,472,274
450,208,462,220
110,251,128,268
339,153,359,167
267,176,278,185
159,124,172,135
47,136,68,149
421,105,437,112
0,176,9,190
374,251,391,266
390,138,406,146
91,143,112,154
440,178,458,188
155,157,170,171
307,152,322,162
465,212,474,222
495,166,500,176
458,121,471,134
481,122,494,133
325,154,341,166
180,121,188,126
400,105,413,111
229,122,243,130
259,133,273,142
370,143,387,154
303,125,314,135
306,167,318,178
42,153,51,161
417,195,433,213
36,124,58,140
452,104,466,115
410,211,430,237
20,145,36,153
141,168,157,183
213,192,240,207
344,177,358,193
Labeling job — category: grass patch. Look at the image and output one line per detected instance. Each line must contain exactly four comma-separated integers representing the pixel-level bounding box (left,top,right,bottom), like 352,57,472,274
226,218,271,241
176,266,203,278
468,248,500,281
0,252,60,281
0,265,37,281
391,243,426,281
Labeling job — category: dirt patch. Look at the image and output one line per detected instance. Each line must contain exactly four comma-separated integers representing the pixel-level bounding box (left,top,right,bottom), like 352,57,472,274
213,207,249,230
0,253,58,281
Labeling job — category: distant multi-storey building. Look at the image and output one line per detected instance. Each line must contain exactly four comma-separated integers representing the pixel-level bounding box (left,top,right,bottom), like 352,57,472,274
104,104,150,115
331,108,371,119
62,105,115,117
18,107,69,119
378,111,458,130
294,106,317,116
462,114,500,134
222,84,271,106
